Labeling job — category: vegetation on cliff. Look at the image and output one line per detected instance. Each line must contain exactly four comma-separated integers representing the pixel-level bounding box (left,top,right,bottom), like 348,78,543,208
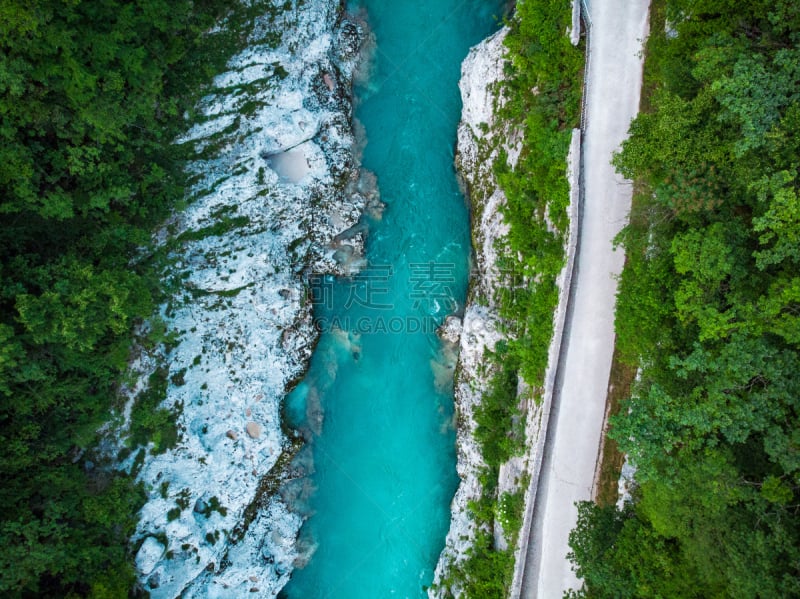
443,1,584,596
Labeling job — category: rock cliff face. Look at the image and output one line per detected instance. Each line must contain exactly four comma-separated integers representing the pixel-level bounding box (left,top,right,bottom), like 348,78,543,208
111,2,370,596
431,26,515,594
433,20,581,597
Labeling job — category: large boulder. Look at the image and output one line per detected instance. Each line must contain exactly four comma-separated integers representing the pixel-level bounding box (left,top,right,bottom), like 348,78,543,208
136,536,165,576
246,422,262,439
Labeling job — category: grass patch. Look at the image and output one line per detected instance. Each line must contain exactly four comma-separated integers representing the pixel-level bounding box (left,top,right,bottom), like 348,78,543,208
497,481,527,545
176,215,251,244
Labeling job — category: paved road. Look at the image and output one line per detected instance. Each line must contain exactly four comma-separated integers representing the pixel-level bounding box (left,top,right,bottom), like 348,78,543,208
519,1,650,597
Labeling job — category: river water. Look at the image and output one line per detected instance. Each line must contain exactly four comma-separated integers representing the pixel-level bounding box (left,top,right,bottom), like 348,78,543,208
282,1,502,596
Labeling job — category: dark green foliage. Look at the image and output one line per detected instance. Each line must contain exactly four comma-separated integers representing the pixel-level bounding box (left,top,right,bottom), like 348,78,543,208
497,485,526,544
457,529,515,599
568,1,800,596
207,496,228,517
171,368,187,387
175,215,251,243
0,0,268,595
128,367,177,453
495,0,582,386
474,354,524,468
567,501,701,599
175,488,191,511
167,507,182,522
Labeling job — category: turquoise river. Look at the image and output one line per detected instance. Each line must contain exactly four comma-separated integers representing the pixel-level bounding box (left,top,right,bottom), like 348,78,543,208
282,1,503,596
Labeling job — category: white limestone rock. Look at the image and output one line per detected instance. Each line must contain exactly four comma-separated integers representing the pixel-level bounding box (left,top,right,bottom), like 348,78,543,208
136,537,166,577
110,1,371,597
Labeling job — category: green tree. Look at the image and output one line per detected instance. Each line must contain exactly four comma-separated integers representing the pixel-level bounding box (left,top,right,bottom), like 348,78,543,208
568,0,800,595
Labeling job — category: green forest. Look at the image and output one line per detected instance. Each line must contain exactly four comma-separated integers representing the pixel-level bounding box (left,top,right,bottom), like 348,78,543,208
7,0,798,596
568,1,800,597
0,1,254,596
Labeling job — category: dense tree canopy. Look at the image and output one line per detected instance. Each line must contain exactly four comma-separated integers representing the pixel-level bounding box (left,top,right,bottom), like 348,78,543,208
568,1,800,597
0,0,239,595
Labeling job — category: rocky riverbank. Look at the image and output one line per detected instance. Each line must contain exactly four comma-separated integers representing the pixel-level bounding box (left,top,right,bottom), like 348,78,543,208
108,1,373,596
431,26,517,594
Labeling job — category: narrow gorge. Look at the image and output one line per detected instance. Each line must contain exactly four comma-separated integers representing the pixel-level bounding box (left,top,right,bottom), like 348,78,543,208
119,0,509,597
9,0,794,597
